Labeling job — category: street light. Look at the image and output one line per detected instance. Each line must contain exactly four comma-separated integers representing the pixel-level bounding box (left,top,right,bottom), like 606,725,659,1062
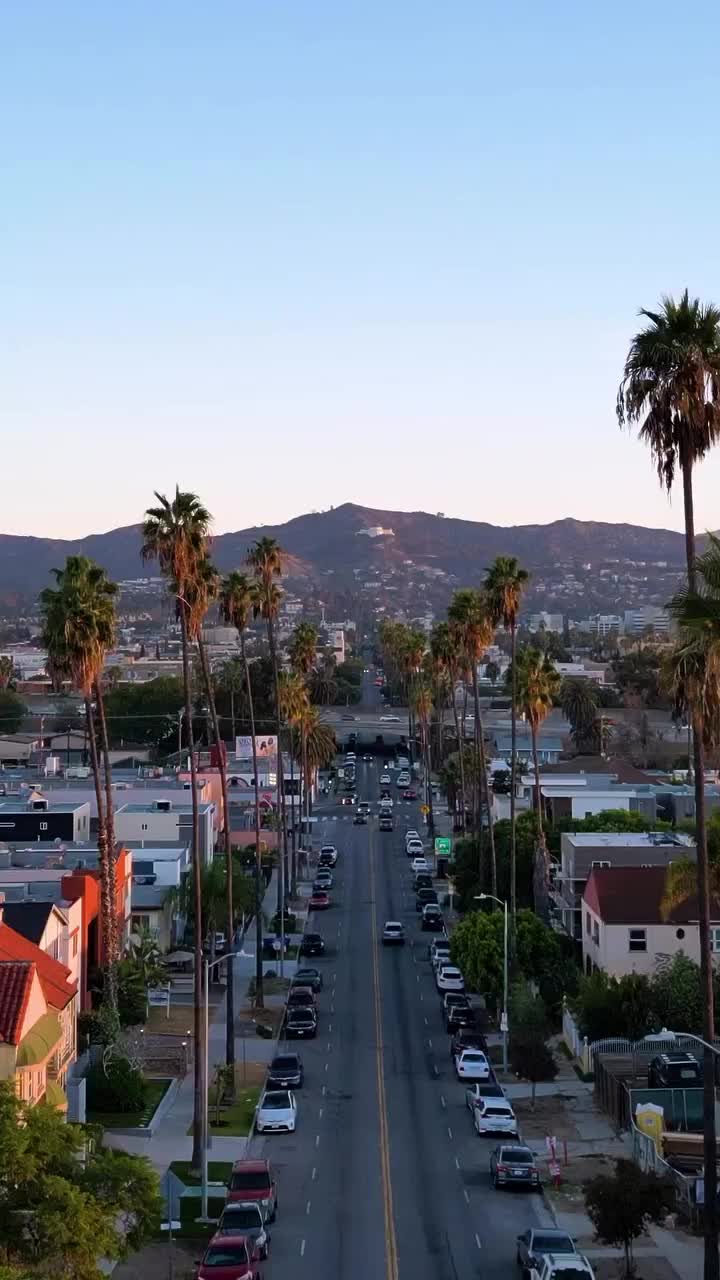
475,893,508,1074
200,944,253,1221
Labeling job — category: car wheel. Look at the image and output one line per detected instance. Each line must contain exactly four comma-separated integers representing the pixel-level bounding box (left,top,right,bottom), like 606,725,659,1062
492,1175,499,1190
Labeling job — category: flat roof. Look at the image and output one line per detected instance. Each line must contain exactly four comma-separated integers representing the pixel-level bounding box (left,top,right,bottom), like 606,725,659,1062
563,832,695,848
0,801,88,814
116,802,212,814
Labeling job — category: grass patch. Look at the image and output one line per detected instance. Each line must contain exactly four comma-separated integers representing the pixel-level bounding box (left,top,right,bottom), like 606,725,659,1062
572,1063,594,1083
247,975,289,998
185,1086,262,1138
557,1040,573,1059
169,1160,233,1186
87,1077,170,1128
143,1005,199,1036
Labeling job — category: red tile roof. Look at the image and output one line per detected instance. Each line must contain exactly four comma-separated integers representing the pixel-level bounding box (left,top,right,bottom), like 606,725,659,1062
0,924,76,1010
0,961,35,1045
584,866,720,925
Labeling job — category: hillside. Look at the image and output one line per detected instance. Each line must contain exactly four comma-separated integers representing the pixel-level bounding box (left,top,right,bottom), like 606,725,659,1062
0,503,691,605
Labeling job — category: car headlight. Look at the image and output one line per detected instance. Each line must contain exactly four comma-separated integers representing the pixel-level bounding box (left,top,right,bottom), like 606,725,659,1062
261,1197,272,1208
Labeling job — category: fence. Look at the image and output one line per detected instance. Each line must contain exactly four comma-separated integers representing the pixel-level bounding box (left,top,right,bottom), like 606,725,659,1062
631,1122,696,1225
560,1005,718,1076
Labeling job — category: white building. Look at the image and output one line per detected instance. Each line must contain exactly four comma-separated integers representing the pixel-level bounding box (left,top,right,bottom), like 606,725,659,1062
623,606,671,636
528,613,564,634
114,800,215,865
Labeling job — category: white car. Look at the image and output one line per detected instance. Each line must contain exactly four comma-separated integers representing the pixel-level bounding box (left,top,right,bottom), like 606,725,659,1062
473,1097,518,1136
379,797,394,810
382,921,405,946
380,773,391,785
255,1088,297,1133
380,715,400,722
436,964,465,993
411,857,430,873
455,1049,491,1080
406,841,425,858
430,941,451,968
405,829,419,841
319,845,338,866
397,772,411,787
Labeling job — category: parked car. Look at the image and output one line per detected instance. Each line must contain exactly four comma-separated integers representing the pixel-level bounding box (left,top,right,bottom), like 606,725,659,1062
309,891,330,910
452,1028,488,1059
411,857,430,874
267,1053,304,1089
292,968,322,992
648,1051,702,1088
489,1144,540,1190
436,965,465,993
319,845,338,866
284,1008,317,1039
287,986,315,1011
382,921,405,946
379,814,394,831
430,940,451,966
197,1233,262,1280
299,932,324,957
402,788,418,800
516,1229,579,1277
216,1201,270,1258
380,772,391,784
455,1048,491,1080
255,1089,297,1134
416,888,438,912
313,874,333,890
414,872,433,890
527,1256,595,1280
226,1159,278,1220
465,1080,506,1109
446,1000,475,1031
422,904,445,931
406,840,425,859
473,1097,518,1137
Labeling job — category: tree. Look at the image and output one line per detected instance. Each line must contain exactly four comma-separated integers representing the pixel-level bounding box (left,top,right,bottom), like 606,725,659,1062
584,1158,666,1278
0,689,25,734
288,623,318,883
450,909,504,1006
618,290,720,1275
248,538,287,917
511,647,561,917
103,677,185,750
433,621,468,829
141,487,211,1172
571,969,655,1042
508,983,557,1108
0,656,16,690
220,571,266,1008
448,589,497,893
485,556,529,920
410,676,435,836
278,671,309,897
560,677,600,749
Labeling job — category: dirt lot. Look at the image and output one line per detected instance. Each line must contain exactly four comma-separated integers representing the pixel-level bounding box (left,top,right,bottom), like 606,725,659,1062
591,1261,680,1280
114,1240,198,1280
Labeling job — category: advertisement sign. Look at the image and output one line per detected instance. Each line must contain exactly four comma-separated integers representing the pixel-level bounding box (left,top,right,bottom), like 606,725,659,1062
235,735,278,762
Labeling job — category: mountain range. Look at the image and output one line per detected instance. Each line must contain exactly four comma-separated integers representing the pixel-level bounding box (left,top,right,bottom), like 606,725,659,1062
0,504,693,609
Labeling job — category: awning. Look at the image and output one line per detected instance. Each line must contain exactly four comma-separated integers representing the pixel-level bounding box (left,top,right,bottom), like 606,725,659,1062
16,1012,62,1067
43,1080,68,1110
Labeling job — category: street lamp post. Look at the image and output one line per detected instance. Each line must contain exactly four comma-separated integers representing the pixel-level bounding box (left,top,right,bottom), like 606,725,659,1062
475,893,508,1074
200,946,251,1221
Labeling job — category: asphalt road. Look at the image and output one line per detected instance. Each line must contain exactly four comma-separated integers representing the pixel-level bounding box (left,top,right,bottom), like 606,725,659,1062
257,753,552,1280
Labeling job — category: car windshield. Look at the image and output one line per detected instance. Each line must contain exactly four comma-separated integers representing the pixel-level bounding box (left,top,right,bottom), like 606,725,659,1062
503,1148,533,1163
484,1106,511,1116
263,1092,291,1108
220,1208,261,1230
272,1056,299,1070
305,935,321,943
230,1171,271,1192
203,1244,249,1266
462,1052,485,1062
547,1270,588,1280
288,1010,313,1022
534,1235,574,1253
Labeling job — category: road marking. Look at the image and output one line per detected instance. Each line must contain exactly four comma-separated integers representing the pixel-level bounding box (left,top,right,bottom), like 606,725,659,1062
327,1041,332,1051
325,1062,329,1072
300,1239,306,1257
419,992,423,1002
322,1085,326,1097
319,1107,323,1119
312,1167,317,1181
463,1189,470,1204
447,1126,453,1140
306,1199,312,1215
475,1234,482,1250
454,1156,460,1170
433,1064,439,1076
331,1004,335,1014
440,1094,446,1109
329,1023,333,1032
427,1037,432,1049
369,830,400,1280
315,1134,320,1148
423,1016,428,1026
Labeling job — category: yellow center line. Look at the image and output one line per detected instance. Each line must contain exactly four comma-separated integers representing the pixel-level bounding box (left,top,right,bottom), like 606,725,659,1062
369,827,400,1280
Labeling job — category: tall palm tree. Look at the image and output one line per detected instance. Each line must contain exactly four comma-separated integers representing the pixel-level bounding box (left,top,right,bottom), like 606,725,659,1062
278,671,310,896
288,623,318,863
411,677,435,835
448,590,497,895
0,656,15,690
560,677,600,749
302,705,337,788
484,556,529,918
512,647,560,919
40,555,119,1007
247,539,287,913
618,291,720,1276
220,571,266,1008
185,556,235,1075
142,488,211,1172
444,620,469,829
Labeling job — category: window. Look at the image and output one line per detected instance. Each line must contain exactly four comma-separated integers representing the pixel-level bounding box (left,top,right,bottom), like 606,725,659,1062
593,920,599,945
72,933,78,958
585,911,591,936
591,860,610,869
710,928,720,953
39,821,48,831
628,928,647,952
141,822,148,831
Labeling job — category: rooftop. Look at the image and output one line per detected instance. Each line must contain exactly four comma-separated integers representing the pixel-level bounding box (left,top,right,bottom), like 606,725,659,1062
0,923,76,1009
0,800,89,814
584,866,720,925
563,832,695,849
0,900,57,944
0,961,34,1044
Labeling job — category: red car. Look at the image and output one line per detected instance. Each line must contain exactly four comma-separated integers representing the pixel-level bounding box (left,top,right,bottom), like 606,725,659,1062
309,890,330,910
226,1159,277,1220
403,788,418,800
197,1234,261,1280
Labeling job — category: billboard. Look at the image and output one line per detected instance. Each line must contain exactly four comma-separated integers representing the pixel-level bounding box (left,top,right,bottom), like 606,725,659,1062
235,735,278,762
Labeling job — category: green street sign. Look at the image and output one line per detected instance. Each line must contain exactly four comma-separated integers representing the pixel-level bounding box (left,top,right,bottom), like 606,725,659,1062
434,837,452,857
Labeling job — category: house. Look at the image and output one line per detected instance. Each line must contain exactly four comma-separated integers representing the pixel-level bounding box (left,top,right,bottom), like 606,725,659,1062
494,734,563,765
554,831,695,940
0,797,91,843
0,734,41,766
0,899,82,992
130,845,190,950
582,866,720,978
540,780,659,825
115,800,215,865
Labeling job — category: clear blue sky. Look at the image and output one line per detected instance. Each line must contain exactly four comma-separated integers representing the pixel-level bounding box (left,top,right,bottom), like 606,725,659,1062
3,1,720,538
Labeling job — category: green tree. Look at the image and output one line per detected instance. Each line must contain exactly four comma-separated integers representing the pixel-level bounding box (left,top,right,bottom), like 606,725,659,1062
560,677,600,749
142,487,211,1172
248,537,287,916
618,290,720,1273
432,623,469,828
0,688,26,733
103,676,185,750
278,670,309,897
0,655,16,690
484,556,529,918
448,589,497,892
508,983,557,1108
510,647,560,917
584,1158,666,1278
450,909,504,1006
652,952,704,1035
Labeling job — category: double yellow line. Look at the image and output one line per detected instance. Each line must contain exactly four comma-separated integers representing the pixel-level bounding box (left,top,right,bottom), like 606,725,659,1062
369,830,400,1280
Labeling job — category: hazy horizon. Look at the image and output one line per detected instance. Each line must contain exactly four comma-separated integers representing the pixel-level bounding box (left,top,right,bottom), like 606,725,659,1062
4,2,720,539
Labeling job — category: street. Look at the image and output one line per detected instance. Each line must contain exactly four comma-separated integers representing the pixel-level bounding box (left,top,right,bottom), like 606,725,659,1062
255,751,552,1280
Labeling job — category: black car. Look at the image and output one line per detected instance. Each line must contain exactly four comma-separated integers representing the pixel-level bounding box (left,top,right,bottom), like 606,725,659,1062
285,1008,317,1039
648,1051,702,1088
446,1002,474,1032
299,932,325,957
267,1052,304,1089
416,888,439,912
292,967,323,992
421,905,444,932
414,873,433,891
450,1027,488,1059
354,812,368,825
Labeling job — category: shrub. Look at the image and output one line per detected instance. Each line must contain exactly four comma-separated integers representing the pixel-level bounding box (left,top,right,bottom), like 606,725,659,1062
86,1057,147,1114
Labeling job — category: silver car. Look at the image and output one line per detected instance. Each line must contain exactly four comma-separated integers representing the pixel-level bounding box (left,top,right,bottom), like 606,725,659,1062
216,1201,270,1257
255,1089,297,1134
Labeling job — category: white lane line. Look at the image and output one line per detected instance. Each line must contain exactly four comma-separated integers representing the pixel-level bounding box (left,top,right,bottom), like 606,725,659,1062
322,1084,326,1097
454,1156,461,1170
319,1107,323,1119
463,1188,470,1204
333,972,337,981
329,1023,333,1033
331,1004,335,1014
475,1233,482,1250
312,1167,317,1181
427,1037,433,1049
326,1041,332,1052
306,1199,312,1215
315,1134,320,1148
433,1064,439,1076
416,973,420,983
325,1062,329,1072
424,1016,428,1026
447,1126,453,1140
440,1094,446,1109
300,1239,306,1257
419,992,424,1002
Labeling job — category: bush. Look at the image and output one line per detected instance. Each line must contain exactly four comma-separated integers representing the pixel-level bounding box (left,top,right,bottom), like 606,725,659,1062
270,911,297,934
86,1057,147,1114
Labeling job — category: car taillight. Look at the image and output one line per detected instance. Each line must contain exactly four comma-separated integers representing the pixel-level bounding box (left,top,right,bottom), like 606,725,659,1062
496,1164,507,1173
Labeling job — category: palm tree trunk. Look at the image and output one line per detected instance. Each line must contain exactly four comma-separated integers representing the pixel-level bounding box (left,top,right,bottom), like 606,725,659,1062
423,721,435,837
509,619,518,920
240,631,264,1009
93,682,118,971
266,616,288,914
450,685,467,830
682,460,718,1278
531,722,549,922
180,605,203,1173
289,736,297,898
197,636,234,1076
472,666,497,898
84,696,116,1014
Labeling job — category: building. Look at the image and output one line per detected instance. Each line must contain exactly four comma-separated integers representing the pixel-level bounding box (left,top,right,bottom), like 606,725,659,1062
0,735,41,766
130,845,190,950
624,606,671,636
0,798,91,843
554,662,609,686
114,800,215,865
527,613,564,634
582,865,720,978
554,830,695,939
577,615,624,637
1,899,82,993
494,733,563,765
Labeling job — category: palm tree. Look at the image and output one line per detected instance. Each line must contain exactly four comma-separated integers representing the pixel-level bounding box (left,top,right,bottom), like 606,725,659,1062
560,677,600,749
411,677,435,835
40,556,119,1008
0,656,15,690
278,671,310,896
448,590,497,895
185,556,235,1075
220,571,266,1008
512,647,560,918
288,623,318,844
310,658,338,706
302,705,337,789
247,539,287,913
444,620,469,829
618,292,720,1274
142,488,210,1172
484,556,529,918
